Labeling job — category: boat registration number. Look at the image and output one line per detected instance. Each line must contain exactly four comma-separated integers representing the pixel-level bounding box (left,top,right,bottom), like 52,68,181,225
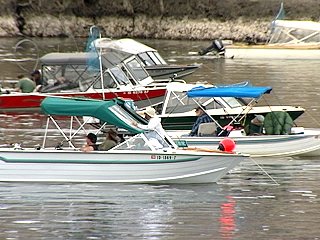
151,155,176,160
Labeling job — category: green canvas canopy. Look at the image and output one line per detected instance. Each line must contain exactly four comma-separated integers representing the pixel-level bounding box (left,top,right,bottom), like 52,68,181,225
41,97,144,134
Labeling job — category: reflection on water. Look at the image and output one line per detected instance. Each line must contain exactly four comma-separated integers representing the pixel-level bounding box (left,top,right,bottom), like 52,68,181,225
0,158,320,239
1,38,320,239
219,196,236,240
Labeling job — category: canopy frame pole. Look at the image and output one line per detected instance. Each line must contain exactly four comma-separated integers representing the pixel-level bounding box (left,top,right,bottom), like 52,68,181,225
237,98,262,123
182,91,259,132
50,116,77,149
42,116,51,149
67,116,99,144
216,97,262,136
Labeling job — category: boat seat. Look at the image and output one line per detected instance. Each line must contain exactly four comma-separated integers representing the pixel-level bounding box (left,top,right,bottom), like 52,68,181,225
198,122,217,136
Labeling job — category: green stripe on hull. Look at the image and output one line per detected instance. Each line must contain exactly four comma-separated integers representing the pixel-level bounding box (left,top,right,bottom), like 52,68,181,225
0,157,201,164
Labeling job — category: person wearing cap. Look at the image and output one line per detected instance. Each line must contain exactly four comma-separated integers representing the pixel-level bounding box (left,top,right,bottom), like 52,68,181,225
133,106,166,137
244,114,265,135
99,128,121,151
189,105,213,136
132,106,166,147
81,132,98,152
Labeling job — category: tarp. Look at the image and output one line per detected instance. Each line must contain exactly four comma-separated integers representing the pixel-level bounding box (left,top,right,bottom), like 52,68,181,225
40,52,97,65
187,86,272,98
41,97,144,134
40,52,124,69
93,38,156,55
273,20,320,32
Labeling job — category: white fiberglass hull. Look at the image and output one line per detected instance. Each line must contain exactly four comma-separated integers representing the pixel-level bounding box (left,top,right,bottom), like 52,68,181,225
171,131,320,158
224,47,320,60
0,149,246,183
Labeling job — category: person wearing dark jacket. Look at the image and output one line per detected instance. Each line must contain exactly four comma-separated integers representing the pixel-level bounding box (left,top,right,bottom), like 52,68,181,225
245,115,265,135
189,105,213,136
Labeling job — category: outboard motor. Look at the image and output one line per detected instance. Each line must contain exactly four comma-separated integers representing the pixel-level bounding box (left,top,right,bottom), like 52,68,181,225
199,39,225,57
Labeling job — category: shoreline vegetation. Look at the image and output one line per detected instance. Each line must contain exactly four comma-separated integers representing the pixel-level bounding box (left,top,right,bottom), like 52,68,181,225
0,0,318,43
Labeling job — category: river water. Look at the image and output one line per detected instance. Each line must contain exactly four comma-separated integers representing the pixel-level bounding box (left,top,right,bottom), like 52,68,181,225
0,38,320,239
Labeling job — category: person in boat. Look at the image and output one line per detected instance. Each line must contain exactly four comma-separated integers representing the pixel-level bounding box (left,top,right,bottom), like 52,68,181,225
133,106,166,137
264,111,293,135
244,114,265,135
81,133,98,152
30,70,43,92
15,74,36,93
31,70,42,86
98,128,121,151
132,106,166,147
189,105,213,136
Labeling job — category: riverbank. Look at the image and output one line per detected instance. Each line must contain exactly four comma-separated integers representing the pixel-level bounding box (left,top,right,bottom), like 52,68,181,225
0,15,270,42
0,0,318,42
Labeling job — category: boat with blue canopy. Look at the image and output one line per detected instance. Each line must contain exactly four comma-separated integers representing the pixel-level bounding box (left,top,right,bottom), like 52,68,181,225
154,82,304,131
165,84,320,158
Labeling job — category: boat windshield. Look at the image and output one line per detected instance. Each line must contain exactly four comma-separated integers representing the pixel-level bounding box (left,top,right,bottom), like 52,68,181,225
163,91,243,114
138,51,167,66
109,104,139,127
114,134,151,150
220,97,243,108
125,58,149,82
109,66,131,85
113,132,171,151
92,70,118,89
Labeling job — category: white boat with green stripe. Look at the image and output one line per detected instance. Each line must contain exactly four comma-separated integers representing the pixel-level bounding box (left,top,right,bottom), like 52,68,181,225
0,97,249,183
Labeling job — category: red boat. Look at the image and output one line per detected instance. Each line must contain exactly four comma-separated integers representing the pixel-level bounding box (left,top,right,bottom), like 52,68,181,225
0,88,167,113
0,52,170,113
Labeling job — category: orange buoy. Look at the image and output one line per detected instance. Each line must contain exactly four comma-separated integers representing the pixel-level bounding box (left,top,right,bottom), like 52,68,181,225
218,138,236,152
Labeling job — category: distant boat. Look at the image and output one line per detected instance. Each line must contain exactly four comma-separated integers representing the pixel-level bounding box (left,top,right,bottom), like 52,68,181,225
198,3,320,59
0,26,199,113
0,52,167,113
92,38,201,79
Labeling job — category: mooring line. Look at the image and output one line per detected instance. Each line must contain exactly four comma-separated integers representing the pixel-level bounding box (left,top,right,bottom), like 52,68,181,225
249,157,279,185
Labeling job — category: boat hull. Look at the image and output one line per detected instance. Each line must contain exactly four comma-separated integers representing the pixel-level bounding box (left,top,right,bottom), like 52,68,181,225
0,88,166,113
0,149,246,183
224,47,320,59
172,133,320,158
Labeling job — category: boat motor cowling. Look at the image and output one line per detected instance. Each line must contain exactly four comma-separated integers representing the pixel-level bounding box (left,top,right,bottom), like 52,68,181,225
199,39,225,56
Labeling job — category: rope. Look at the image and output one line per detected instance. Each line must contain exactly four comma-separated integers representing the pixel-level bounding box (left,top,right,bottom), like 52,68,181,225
249,157,279,185
13,38,40,72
